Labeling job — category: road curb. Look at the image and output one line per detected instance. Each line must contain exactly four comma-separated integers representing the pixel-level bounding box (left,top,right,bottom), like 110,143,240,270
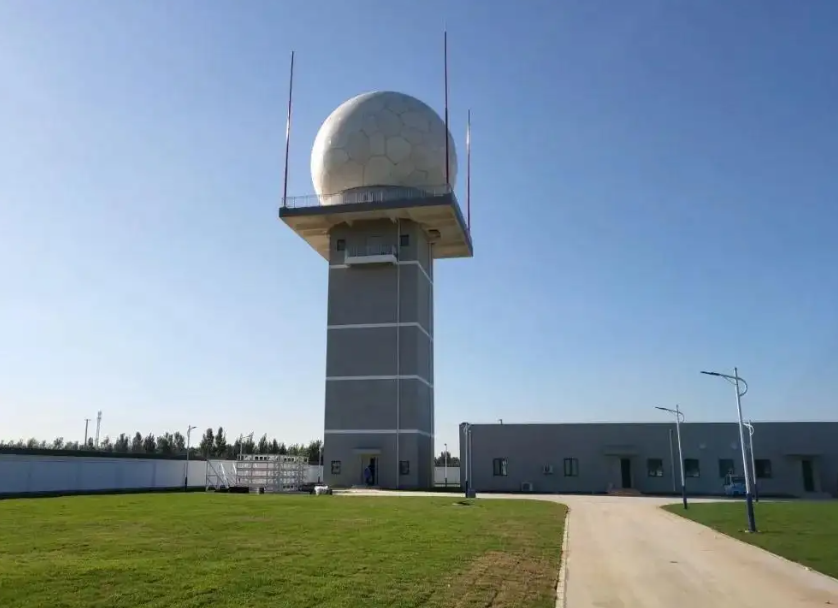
555,507,570,608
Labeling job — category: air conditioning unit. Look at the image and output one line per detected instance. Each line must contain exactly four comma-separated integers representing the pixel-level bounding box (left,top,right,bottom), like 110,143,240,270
542,464,554,475
521,481,534,492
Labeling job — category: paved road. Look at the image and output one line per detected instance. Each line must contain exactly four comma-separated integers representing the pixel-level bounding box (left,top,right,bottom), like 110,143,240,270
560,494,838,608
341,490,838,607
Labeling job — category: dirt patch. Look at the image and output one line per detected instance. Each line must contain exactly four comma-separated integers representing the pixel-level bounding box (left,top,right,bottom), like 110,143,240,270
432,550,557,607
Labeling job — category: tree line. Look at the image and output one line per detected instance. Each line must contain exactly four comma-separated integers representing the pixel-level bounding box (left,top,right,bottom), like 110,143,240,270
0,427,323,464
0,428,461,466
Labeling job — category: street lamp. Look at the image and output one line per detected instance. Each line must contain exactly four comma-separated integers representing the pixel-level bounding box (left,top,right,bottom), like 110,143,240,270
701,368,757,532
462,423,475,498
744,420,758,502
444,442,449,488
655,405,687,509
185,425,197,490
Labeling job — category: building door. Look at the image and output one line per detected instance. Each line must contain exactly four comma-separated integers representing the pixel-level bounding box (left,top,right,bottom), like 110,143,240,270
801,459,815,492
620,458,632,489
360,455,379,486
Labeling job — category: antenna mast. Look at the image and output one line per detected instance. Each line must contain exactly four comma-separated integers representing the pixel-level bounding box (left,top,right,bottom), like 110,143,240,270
444,31,450,188
466,109,471,231
281,51,296,208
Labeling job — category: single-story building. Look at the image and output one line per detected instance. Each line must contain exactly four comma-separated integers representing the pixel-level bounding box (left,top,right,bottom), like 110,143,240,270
458,421,838,498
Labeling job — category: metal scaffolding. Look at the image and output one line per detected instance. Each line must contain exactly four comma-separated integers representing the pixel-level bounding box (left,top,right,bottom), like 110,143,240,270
234,454,307,493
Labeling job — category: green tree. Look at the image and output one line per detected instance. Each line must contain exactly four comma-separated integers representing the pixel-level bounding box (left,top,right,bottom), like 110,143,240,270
157,433,174,455
99,436,114,451
213,427,227,457
257,434,269,454
51,437,65,450
305,439,323,464
242,435,255,455
199,428,214,457
114,434,130,453
130,432,143,452
435,450,460,467
172,432,186,454
142,433,156,453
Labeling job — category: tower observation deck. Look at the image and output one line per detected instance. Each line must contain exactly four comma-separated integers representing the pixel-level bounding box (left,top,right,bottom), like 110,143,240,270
279,91,473,489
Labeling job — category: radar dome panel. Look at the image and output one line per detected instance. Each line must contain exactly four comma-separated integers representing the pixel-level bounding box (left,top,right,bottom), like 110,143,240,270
310,91,457,201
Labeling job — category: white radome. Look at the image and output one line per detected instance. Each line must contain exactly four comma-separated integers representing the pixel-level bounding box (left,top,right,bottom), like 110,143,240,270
310,91,457,200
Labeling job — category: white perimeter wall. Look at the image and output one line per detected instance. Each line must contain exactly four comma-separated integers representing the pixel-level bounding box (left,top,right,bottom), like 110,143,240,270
0,454,462,495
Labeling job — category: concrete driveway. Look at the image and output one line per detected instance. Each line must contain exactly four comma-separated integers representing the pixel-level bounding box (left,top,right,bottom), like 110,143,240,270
559,494,838,607
340,490,838,606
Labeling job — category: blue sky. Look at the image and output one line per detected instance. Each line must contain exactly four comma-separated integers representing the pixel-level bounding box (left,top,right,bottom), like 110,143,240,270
2,1,837,451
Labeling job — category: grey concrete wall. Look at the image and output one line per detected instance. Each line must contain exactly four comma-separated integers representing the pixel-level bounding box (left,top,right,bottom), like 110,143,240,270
324,378,432,431
322,431,432,489
460,422,838,498
323,219,435,489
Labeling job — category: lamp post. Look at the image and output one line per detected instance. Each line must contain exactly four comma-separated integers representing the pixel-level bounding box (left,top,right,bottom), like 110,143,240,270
668,428,676,493
744,420,758,502
701,368,756,532
655,405,687,509
185,425,196,490
444,442,449,488
462,423,474,498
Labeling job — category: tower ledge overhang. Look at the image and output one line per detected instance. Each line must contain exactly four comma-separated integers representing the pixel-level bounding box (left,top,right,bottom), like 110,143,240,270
278,189,473,261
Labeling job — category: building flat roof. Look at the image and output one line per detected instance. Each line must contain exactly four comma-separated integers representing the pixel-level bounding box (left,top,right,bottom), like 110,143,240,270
278,189,473,261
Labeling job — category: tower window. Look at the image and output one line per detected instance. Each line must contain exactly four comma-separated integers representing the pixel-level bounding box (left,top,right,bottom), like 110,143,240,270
400,234,410,247
336,239,346,252
399,460,410,476
330,460,341,475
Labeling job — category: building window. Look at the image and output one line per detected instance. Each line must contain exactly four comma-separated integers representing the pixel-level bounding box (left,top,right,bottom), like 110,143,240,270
647,458,664,477
336,238,346,252
400,233,410,247
399,460,410,476
542,464,554,475
684,458,700,478
755,459,772,479
330,460,341,475
492,458,508,476
563,458,579,477
718,459,735,478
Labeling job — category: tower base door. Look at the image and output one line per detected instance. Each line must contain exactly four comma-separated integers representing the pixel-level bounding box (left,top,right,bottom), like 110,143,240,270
360,455,379,486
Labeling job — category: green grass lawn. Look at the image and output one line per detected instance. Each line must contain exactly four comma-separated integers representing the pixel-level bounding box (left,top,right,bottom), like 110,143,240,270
663,501,838,578
0,493,566,608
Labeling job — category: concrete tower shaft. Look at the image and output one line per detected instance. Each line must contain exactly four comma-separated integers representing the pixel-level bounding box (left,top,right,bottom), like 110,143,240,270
279,91,471,489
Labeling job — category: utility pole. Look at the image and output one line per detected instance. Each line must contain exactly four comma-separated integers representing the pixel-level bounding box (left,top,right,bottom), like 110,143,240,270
444,442,449,488
95,411,102,447
83,418,91,447
185,425,197,490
